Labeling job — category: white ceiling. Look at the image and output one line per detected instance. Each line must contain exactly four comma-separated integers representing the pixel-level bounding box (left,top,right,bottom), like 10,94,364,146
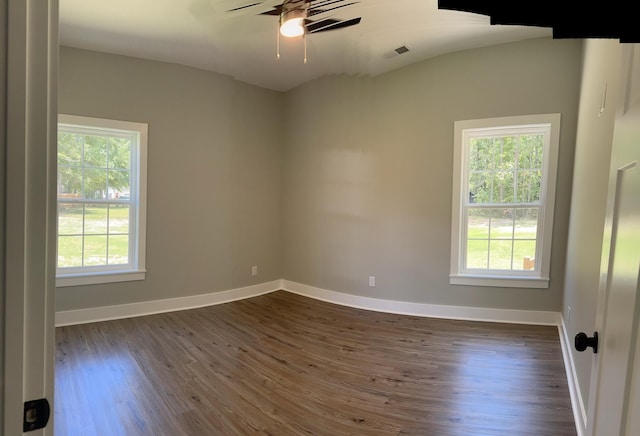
59,0,553,92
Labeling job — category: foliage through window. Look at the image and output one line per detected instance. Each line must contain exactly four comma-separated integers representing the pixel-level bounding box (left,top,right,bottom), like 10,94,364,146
450,114,560,288
57,115,147,287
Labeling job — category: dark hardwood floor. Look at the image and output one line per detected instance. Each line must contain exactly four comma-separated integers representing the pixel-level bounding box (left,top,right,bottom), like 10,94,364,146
55,291,577,435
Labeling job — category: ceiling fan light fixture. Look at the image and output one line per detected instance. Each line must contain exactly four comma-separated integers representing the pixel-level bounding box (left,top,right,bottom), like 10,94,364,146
280,14,305,37
279,0,307,38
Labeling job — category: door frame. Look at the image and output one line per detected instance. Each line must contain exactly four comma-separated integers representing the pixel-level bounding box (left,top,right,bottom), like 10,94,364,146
2,0,58,434
585,42,640,436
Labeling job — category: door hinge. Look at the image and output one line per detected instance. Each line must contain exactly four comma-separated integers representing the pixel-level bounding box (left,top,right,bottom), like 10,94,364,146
23,398,50,432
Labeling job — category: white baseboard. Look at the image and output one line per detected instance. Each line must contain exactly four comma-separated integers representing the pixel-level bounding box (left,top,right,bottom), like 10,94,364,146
56,278,562,327
559,315,587,436
55,280,282,326
281,280,561,325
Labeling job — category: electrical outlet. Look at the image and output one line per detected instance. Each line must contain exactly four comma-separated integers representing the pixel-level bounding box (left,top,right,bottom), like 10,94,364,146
368,276,375,287
251,266,258,276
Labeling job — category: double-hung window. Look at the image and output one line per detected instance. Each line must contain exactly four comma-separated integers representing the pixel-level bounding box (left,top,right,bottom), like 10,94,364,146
56,114,148,287
450,114,560,288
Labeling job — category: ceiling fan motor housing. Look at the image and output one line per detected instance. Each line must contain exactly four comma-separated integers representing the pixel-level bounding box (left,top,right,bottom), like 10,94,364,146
280,0,309,33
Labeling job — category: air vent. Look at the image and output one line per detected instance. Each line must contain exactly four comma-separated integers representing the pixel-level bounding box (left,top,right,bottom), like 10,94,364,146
394,45,409,55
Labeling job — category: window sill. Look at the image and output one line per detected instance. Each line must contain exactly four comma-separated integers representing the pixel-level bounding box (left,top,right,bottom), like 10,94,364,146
450,274,549,289
56,270,146,288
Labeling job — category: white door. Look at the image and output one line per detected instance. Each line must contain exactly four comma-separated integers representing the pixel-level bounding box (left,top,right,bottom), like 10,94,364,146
2,0,58,434
586,43,640,436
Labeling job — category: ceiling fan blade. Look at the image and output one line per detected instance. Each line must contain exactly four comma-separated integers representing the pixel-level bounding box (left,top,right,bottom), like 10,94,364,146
306,16,361,33
260,6,283,15
309,0,355,8
308,1,358,16
304,18,339,32
227,2,264,12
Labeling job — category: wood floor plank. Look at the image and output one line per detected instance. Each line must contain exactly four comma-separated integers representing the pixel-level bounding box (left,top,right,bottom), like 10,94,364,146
55,291,576,435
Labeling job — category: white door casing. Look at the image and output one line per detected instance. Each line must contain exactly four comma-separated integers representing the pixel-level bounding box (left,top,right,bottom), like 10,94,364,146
586,43,640,436
2,0,58,435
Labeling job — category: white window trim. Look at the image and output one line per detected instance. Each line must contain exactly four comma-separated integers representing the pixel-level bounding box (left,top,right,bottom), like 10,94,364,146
450,113,561,288
56,114,148,287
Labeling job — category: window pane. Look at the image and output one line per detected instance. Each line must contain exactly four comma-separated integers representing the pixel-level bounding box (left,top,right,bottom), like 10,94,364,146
84,204,108,234
108,170,130,199
109,205,129,234
83,168,108,200
58,133,83,167
514,208,537,271
514,208,538,239
465,207,539,272
469,172,490,204
467,209,490,238
108,137,131,169
490,210,514,239
489,240,513,269
84,135,108,168
466,239,488,269
516,170,542,203
469,138,494,171
514,240,537,271
518,134,544,169
84,235,107,266
58,166,83,198
108,235,129,265
494,136,516,171
58,235,83,268
58,204,83,235
491,171,514,203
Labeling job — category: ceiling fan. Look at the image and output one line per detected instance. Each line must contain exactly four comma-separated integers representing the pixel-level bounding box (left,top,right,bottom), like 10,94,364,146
227,0,362,62
229,0,362,38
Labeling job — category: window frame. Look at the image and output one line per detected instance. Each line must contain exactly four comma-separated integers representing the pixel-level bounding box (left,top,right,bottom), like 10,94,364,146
450,113,561,288
56,114,148,287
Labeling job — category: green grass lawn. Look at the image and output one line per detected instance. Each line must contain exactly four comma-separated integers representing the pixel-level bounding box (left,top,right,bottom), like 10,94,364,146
57,204,130,267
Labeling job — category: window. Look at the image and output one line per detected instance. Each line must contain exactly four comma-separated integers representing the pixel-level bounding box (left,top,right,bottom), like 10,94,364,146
56,114,148,287
450,114,560,288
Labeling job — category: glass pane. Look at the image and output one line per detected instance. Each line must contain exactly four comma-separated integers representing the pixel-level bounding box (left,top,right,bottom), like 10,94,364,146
84,235,107,266
108,137,131,170
84,204,108,234
108,170,130,199
58,166,83,199
514,240,537,271
469,137,494,171
489,240,513,269
83,168,108,200
518,134,544,170
491,171,514,203
108,205,129,234
467,208,490,239
84,135,108,168
58,132,83,167
108,235,129,265
58,204,83,235
468,172,490,204
494,136,516,171
58,235,83,268
516,170,542,203
466,239,488,269
490,211,514,239
514,208,538,239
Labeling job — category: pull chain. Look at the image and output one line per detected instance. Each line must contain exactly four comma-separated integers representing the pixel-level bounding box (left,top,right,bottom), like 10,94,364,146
303,33,307,64
276,24,281,59
276,21,309,64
